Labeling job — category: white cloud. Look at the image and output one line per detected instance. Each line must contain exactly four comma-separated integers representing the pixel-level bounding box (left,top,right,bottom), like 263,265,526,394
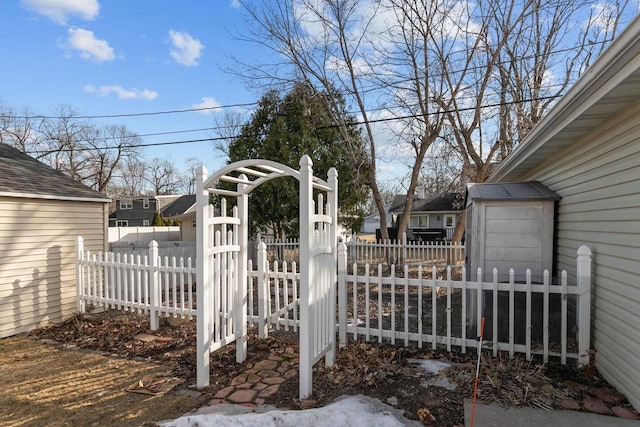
191,97,221,114
21,0,100,25
230,0,241,8
61,27,114,62
169,30,204,66
84,85,158,100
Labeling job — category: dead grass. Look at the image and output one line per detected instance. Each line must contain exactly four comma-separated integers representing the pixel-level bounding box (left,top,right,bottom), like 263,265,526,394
0,336,198,427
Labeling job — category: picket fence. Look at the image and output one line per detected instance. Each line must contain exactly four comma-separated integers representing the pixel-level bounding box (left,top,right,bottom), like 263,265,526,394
76,237,591,367
76,238,197,326
337,244,592,366
248,233,464,267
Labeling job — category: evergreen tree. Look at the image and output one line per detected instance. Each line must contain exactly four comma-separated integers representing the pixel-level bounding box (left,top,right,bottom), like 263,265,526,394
223,82,369,238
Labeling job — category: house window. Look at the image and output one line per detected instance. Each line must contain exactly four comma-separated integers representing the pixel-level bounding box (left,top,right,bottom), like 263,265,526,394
142,220,150,227
444,214,455,228
143,199,150,209
116,220,128,227
192,219,197,229
120,199,133,209
409,215,429,228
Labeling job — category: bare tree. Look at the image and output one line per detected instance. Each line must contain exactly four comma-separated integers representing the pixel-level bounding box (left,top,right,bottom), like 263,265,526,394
111,158,148,197
499,0,631,150
180,157,203,194
82,125,142,194
146,158,180,195
37,106,91,180
236,0,454,239
0,102,39,153
233,0,635,240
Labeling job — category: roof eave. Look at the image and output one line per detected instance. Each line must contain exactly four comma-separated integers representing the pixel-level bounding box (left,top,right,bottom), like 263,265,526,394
490,15,640,182
0,191,111,203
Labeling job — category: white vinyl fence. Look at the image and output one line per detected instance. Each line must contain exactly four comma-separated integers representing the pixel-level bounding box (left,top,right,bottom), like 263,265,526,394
109,241,196,261
347,233,464,267
76,237,196,329
337,243,592,367
108,226,180,242
248,233,464,267
77,237,591,368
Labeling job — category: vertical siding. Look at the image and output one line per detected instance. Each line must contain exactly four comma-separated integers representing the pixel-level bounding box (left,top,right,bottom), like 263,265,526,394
515,102,640,410
0,197,107,338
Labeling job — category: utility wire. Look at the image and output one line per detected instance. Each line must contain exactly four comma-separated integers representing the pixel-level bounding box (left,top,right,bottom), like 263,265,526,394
25,93,562,154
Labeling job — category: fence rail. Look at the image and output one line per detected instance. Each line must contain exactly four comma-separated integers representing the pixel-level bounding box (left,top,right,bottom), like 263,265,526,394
249,233,464,267
77,237,196,321
337,243,592,367
77,237,591,368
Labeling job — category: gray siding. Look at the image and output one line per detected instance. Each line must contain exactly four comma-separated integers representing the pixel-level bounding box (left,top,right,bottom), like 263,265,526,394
0,197,107,338
513,101,640,409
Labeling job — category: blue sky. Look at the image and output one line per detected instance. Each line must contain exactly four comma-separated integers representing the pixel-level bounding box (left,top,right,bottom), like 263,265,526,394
1,0,259,175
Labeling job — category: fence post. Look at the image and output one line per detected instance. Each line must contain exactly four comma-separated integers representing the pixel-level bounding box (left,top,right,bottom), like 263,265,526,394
338,241,348,347
402,232,407,266
196,165,211,388
76,236,85,313
236,174,249,363
149,240,159,331
576,245,592,367
257,240,269,339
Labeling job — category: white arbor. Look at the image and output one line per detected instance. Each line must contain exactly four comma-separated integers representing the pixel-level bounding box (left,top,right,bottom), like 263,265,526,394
195,155,338,399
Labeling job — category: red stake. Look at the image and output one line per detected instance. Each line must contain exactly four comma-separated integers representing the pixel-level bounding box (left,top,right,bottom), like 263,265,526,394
470,316,486,427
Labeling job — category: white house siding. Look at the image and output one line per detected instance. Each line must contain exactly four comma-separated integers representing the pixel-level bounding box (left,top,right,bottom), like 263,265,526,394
0,197,107,338
505,101,640,410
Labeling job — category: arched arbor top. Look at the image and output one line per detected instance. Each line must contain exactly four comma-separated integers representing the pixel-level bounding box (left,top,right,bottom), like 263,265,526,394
199,155,336,197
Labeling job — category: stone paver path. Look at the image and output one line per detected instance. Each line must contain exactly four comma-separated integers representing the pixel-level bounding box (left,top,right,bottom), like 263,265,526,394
208,346,299,408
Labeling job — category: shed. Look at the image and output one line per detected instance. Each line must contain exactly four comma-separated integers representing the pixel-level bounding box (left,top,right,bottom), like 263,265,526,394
465,181,560,283
0,143,110,338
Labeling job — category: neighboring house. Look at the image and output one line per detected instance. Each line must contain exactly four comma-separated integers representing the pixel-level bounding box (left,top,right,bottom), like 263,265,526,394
161,194,196,223
0,143,110,338
360,203,393,235
109,197,159,227
388,189,464,241
487,16,640,411
108,194,187,227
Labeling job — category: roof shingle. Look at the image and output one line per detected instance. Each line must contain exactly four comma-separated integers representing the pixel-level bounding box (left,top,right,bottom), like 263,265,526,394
0,143,109,202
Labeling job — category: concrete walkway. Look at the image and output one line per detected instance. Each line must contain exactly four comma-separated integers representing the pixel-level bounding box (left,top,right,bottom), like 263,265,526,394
464,400,640,426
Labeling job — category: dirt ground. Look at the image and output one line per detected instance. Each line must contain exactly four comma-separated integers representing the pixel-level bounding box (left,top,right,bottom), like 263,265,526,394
3,310,638,427
0,335,199,427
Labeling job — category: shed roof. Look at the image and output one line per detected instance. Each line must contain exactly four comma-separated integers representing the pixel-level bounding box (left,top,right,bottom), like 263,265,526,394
466,181,560,202
0,143,110,202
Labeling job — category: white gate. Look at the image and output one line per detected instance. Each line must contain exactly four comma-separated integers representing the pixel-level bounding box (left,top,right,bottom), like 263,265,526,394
196,155,338,400
299,157,337,399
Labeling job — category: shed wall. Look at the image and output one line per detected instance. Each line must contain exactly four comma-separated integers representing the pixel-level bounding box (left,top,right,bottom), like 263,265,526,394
0,197,107,338
509,100,640,410
469,201,554,283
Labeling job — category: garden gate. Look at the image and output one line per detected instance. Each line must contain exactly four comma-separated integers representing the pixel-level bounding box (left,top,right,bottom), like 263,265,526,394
195,155,338,399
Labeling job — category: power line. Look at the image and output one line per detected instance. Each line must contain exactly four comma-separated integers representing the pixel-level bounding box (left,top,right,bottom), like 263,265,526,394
25,94,562,154
17,102,259,120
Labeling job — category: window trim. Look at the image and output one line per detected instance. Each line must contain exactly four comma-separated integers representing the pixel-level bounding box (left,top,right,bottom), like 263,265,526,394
120,199,133,210
143,199,150,209
116,220,128,227
142,220,150,227
409,214,429,228
444,214,456,228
